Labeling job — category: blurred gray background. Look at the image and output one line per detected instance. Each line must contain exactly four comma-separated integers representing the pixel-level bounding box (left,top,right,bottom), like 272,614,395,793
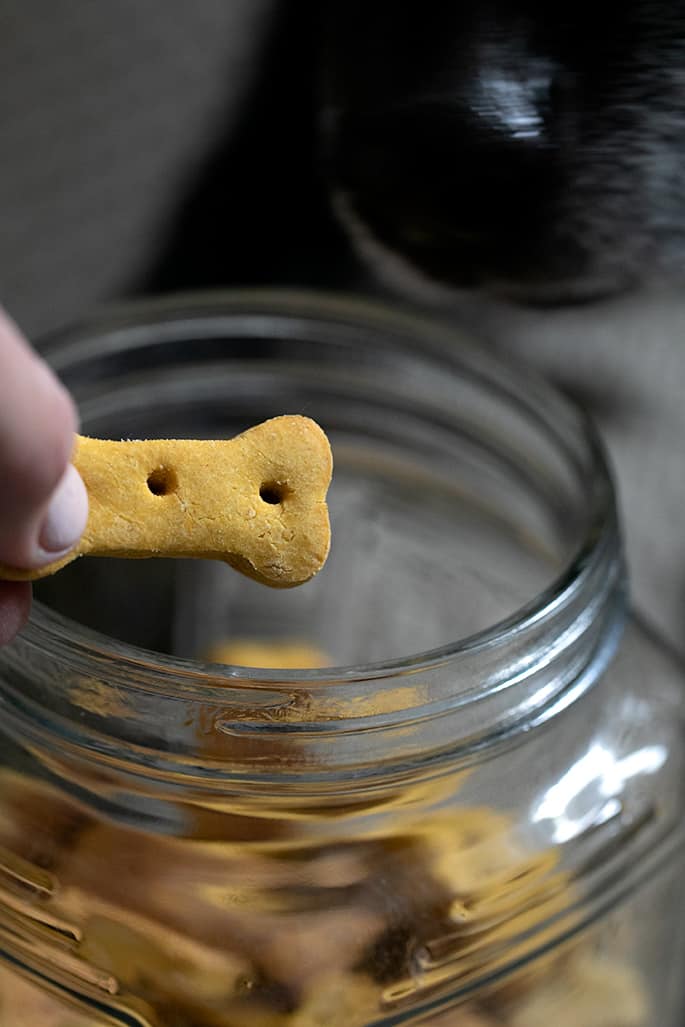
0,1,274,335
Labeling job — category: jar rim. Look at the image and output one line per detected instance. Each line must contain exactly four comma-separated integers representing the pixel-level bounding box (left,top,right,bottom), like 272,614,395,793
2,291,628,776
24,288,620,687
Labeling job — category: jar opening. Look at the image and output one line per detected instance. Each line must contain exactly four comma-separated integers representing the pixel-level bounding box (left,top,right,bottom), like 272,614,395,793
3,292,626,777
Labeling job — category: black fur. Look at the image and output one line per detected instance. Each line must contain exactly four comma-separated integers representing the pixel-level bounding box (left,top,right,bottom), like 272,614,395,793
145,0,358,294
146,1,685,304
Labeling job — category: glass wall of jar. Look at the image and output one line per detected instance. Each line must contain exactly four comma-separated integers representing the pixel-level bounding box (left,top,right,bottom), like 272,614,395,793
0,292,683,1027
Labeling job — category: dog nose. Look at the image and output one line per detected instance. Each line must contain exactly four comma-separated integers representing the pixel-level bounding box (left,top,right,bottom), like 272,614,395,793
328,84,578,291
322,3,636,301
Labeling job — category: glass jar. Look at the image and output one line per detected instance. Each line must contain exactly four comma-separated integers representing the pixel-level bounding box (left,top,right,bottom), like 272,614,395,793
0,291,684,1027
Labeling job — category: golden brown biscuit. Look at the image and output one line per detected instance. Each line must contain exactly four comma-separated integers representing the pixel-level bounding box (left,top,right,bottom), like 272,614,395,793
290,972,380,1026
206,639,331,669
415,1007,498,1026
0,416,332,587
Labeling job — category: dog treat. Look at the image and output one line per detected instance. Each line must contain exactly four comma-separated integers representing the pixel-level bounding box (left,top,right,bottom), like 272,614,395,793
416,1008,498,1026
206,638,331,668
0,769,649,1027
0,416,332,588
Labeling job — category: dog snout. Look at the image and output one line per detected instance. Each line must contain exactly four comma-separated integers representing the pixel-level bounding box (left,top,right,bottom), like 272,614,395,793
322,1,672,302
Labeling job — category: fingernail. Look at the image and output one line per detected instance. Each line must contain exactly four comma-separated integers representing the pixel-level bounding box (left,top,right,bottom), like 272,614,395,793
37,464,89,558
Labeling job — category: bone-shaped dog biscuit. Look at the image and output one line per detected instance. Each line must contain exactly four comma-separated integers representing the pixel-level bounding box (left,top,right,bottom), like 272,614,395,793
206,639,331,669
0,416,332,587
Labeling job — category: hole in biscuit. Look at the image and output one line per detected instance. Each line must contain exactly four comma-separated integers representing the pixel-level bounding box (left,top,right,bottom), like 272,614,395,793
259,481,286,505
147,467,177,496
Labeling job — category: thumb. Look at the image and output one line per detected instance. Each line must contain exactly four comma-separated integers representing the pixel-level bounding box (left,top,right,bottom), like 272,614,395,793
0,309,88,570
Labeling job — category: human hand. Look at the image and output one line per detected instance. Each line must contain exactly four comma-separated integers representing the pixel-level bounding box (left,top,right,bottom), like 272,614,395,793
0,309,88,644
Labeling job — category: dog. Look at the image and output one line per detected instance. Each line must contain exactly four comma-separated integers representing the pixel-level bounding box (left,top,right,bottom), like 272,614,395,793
321,0,685,305
145,0,685,655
